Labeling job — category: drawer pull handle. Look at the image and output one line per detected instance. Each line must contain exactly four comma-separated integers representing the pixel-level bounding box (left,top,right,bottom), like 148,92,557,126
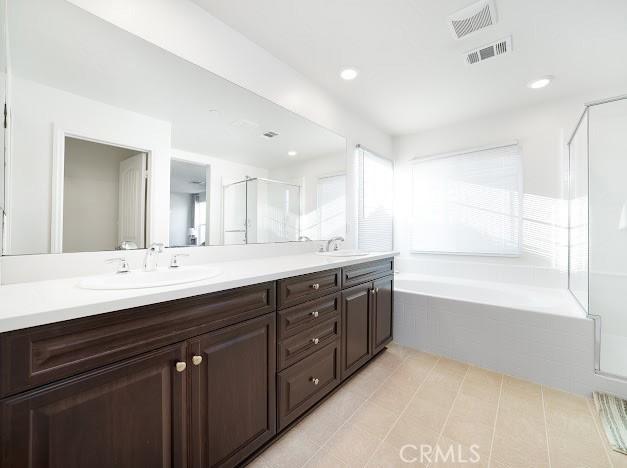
311,377,320,385
312,338,320,345
192,355,203,366
311,283,320,290
175,362,187,372
311,310,319,318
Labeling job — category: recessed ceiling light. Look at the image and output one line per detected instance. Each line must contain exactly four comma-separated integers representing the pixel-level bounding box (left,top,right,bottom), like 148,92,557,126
527,76,554,89
288,151,297,157
340,68,359,81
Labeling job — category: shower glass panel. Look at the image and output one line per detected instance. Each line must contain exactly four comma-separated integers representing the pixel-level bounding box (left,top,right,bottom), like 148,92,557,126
588,97,627,378
223,178,300,244
570,95,627,379
568,111,589,311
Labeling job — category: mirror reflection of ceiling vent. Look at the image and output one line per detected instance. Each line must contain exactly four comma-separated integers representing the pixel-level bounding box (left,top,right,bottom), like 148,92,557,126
466,36,511,65
448,0,497,40
262,131,279,139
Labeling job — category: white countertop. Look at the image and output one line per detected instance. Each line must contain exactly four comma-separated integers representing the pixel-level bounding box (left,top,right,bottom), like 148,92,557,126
0,251,398,333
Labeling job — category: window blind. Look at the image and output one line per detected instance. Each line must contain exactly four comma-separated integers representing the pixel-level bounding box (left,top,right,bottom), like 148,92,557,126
411,144,522,256
317,174,346,239
357,147,394,251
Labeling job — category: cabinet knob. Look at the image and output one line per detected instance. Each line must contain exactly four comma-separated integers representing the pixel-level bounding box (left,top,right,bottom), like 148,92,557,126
370,289,376,295
312,338,320,345
175,362,187,372
311,377,320,385
311,283,320,290
375,288,380,294
311,310,319,318
192,355,203,366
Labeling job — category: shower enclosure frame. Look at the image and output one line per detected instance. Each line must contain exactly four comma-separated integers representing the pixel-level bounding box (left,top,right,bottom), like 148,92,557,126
567,94,627,381
222,176,301,245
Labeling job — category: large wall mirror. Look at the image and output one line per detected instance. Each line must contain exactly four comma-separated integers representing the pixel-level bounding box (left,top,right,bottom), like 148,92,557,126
2,0,347,255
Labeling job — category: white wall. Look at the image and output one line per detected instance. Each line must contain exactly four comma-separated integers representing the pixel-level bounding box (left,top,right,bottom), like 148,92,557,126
393,96,589,287
63,138,138,252
6,77,172,255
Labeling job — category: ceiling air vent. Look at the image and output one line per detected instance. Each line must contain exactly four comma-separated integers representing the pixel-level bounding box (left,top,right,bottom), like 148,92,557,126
262,131,279,139
448,0,497,40
465,36,511,65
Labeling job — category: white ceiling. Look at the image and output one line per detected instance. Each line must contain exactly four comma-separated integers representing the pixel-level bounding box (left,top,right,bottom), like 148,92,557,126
9,0,346,169
193,0,627,135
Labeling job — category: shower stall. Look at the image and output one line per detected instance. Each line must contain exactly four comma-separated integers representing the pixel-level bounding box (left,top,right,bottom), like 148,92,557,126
222,177,300,245
568,95,627,379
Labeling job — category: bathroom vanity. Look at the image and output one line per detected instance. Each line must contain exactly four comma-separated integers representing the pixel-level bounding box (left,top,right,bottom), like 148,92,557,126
0,256,394,468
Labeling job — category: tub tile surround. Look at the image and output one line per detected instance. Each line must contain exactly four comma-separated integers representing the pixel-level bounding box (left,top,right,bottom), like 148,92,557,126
251,343,624,468
394,290,627,399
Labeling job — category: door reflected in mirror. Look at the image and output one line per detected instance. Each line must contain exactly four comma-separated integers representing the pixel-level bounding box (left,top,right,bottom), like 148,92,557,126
62,137,149,253
169,160,209,248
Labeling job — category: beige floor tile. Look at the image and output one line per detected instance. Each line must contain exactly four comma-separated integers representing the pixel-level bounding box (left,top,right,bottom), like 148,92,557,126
501,375,542,399
295,404,345,446
369,380,416,414
302,450,348,468
318,387,366,422
372,348,405,370
543,386,591,415
429,436,486,467
459,367,502,403
366,440,426,468
323,424,381,468
436,358,470,376
386,360,433,389
246,455,273,468
404,394,453,433
342,365,390,399
385,413,440,449
261,427,320,468
448,393,499,427
349,400,398,439
386,342,413,360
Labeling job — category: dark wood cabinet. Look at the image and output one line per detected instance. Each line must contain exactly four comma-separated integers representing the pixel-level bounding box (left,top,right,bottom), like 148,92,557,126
0,343,188,468
341,282,373,379
0,258,394,467
189,313,276,468
372,276,393,354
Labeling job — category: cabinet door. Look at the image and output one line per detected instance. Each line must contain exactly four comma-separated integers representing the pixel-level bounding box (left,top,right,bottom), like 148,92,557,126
0,343,187,468
341,282,373,379
372,276,393,354
190,313,276,468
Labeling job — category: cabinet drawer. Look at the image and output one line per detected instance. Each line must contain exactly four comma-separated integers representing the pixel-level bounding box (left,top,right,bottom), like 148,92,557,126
277,293,340,340
277,341,340,430
0,282,275,398
277,269,341,309
278,317,340,371
342,258,394,288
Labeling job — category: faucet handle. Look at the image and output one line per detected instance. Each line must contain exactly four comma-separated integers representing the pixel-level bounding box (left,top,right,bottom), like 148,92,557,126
106,257,130,273
150,242,165,253
170,253,189,268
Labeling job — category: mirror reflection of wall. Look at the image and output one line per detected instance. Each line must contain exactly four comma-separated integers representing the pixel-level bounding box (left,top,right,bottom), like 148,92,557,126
62,138,148,253
169,160,210,247
2,0,347,256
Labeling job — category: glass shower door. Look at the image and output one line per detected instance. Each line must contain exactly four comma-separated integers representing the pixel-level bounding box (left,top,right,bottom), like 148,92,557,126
588,97,627,378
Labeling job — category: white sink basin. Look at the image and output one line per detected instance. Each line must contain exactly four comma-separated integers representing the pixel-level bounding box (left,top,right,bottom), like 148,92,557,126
79,266,222,290
316,250,370,258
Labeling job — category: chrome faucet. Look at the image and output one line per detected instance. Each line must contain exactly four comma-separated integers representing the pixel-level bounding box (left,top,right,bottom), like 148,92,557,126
143,243,164,272
325,236,345,252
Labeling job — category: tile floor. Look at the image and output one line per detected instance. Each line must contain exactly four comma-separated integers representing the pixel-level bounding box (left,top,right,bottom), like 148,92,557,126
249,343,627,468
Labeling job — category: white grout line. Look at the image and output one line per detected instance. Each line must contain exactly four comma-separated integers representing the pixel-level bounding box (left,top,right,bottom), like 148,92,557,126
540,386,553,468
426,364,472,468
362,354,442,467
486,374,504,468
585,396,616,468
297,350,410,468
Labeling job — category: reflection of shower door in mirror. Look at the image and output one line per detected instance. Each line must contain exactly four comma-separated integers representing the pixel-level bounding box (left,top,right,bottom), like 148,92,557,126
118,153,147,249
223,181,247,245
248,179,300,244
